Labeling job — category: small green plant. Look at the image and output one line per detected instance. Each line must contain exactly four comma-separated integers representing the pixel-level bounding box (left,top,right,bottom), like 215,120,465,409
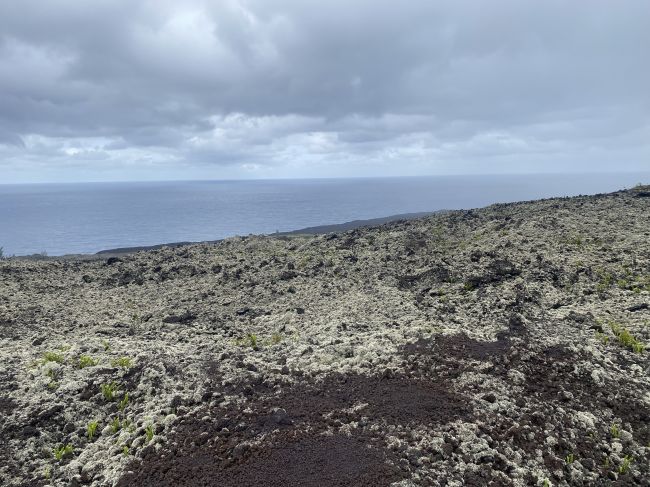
145,423,154,442
619,455,633,474
565,453,575,464
111,417,121,434
101,382,118,401
595,331,609,345
463,282,475,292
87,420,99,440
247,333,258,348
118,393,129,412
542,480,551,487
122,417,136,432
610,423,620,439
616,271,650,293
596,270,614,293
270,332,282,345
44,465,51,480
122,445,130,456
78,355,97,369
111,356,132,369
43,351,64,364
101,339,110,351
297,256,310,269
567,235,583,246
126,299,142,334
609,321,645,353
45,368,60,390
52,444,73,461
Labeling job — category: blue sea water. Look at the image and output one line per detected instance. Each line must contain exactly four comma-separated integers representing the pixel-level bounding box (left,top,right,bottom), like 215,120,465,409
0,173,648,256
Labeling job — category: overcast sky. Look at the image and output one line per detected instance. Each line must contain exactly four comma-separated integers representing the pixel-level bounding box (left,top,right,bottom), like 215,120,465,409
0,0,648,183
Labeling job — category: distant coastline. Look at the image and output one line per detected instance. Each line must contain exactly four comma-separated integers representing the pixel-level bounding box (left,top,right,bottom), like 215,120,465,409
5,211,437,261
3,173,648,257
94,211,437,256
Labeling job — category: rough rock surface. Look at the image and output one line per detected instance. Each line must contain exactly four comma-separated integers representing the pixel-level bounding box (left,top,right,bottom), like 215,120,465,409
1,187,649,486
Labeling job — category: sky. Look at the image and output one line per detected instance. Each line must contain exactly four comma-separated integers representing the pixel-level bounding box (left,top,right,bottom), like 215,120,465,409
0,0,648,183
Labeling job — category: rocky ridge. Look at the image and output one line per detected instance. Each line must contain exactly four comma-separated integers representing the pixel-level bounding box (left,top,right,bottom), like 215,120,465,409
0,187,649,486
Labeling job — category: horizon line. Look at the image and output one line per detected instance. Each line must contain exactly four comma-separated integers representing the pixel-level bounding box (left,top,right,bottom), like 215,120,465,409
2,169,650,186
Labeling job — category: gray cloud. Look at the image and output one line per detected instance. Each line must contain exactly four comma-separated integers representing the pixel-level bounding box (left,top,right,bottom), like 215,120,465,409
0,0,649,182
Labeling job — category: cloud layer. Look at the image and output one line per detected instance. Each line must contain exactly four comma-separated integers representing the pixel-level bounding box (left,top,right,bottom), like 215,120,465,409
1,0,649,182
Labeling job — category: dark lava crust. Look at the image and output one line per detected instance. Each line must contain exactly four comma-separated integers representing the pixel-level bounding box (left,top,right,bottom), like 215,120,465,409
117,369,470,486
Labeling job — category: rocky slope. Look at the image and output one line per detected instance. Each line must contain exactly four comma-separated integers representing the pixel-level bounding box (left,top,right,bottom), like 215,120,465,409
1,187,649,486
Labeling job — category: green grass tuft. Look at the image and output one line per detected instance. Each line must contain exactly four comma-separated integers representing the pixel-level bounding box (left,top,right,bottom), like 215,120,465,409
87,420,99,440
145,424,154,442
237,333,259,348
595,331,609,345
43,351,64,364
619,455,633,474
596,270,614,293
52,444,73,461
609,321,645,353
100,382,118,401
118,392,129,412
111,356,132,369
78,355,97,369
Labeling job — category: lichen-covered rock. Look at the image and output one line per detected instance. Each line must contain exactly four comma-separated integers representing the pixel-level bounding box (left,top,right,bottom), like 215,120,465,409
0,188,649,486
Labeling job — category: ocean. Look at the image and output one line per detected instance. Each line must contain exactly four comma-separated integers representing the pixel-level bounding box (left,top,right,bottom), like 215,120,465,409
0,173,648,256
